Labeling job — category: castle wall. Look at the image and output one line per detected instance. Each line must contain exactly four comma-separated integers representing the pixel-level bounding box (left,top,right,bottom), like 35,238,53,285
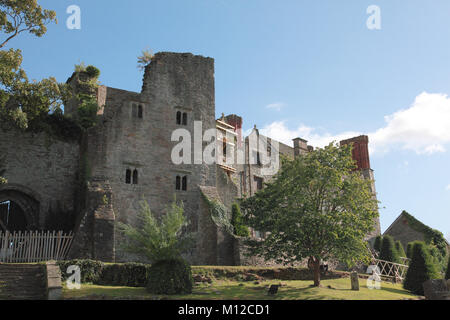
0,126,80,229
84,53,217,264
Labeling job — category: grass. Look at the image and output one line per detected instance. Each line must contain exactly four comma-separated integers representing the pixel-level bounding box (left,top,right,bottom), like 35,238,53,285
62,278,419,300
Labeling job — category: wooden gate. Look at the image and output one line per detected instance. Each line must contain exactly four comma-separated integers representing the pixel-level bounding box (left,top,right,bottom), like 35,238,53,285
372,258,409,282
0,230,74,263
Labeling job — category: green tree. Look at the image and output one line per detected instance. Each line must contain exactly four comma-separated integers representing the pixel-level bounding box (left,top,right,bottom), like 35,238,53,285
445,256,450,280
379,235,400,264
0,0,57,49
373,235,383,253
117,200,195,262
403,241,440,295
0,1,68,130
231,203,249,237
395,240,406,259
241,142,379,287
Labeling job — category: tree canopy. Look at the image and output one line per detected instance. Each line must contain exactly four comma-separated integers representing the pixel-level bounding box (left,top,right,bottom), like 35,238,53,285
0,1,68,130
241,142,379,286
0,0,57,49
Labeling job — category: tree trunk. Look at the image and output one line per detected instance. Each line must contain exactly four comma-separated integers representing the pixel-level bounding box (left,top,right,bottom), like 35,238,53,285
312,257,321,287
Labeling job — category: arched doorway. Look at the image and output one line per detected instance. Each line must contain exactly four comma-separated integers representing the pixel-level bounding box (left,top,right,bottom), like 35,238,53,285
0,188,39,232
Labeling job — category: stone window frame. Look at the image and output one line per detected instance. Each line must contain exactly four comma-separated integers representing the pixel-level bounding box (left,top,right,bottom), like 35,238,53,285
173,169,191,192
130,102,144,119
174,106,192,126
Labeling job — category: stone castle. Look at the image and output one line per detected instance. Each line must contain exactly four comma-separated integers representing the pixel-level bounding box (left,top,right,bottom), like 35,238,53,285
0,52,381,265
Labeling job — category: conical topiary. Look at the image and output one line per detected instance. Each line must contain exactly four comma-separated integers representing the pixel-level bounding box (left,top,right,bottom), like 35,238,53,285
379,235,400,264
406,242,414,259
373,235,383,253
395,240,406,259
403,241,440,295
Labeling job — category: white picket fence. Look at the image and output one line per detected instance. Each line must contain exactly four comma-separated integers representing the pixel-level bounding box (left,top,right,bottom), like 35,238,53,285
0,230,74,263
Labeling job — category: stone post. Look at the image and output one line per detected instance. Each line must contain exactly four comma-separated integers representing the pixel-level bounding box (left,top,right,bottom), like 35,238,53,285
351,272,360,291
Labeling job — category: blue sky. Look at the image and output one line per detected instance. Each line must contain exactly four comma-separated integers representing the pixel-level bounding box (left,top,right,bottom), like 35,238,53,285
8,0,450,240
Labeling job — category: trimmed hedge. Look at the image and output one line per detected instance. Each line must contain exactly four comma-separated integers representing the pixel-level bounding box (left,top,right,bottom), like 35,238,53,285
403,241,440,295
57,259,104,283
98,263,151,287
147,259,193,295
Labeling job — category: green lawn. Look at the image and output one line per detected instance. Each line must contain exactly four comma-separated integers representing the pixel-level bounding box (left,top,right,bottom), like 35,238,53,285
62,278,419,300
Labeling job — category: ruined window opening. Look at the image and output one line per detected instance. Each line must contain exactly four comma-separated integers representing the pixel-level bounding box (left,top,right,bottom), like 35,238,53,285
125,169,132,184
254,176,263,191
176,111,182,125
137,105,143,118
132,169,138,184
182,113,188,125
182,176,187,191
176,176,181,190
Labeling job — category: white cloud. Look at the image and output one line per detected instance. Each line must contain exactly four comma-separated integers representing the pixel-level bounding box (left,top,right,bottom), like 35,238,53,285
266,102,285,111
257,92,450,155
370,92,450,155
258,121,359,147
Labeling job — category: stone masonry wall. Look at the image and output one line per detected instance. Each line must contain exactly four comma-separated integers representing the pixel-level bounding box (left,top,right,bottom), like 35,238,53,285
0,125,80,229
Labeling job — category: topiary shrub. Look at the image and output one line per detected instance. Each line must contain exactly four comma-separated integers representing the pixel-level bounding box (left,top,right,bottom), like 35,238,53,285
147,259,193,295
395,240,406,259
57,259,104,283
403,241,440,295
373,235,383,253
98,263,151,287
445,256,450,280
379,235,400,264
406,242,414,259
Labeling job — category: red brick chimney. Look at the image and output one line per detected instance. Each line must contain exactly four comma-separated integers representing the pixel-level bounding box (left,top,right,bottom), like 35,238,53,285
224,114,243,147
340,135,371,170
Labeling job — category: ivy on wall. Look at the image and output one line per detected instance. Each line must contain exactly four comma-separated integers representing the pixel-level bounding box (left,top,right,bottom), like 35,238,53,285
201,191,233,235
402,211,448,257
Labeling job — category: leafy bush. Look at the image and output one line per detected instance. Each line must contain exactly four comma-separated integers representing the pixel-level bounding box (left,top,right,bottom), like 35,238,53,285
231,203,249,237
85,65,100,78
395,240,406,258
76,94,99,129
146,258,193,295
373,235,383,253
57,259,104,283
379,235,400,264
403,241,440,295
98,263,151,287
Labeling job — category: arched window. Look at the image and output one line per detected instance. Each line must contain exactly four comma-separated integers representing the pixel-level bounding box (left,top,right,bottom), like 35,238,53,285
176,111,182,125
132,169,138,185
182,113,188,125
138,105,143,118
182,176,187,191
176,176,181,190
125,169,132,184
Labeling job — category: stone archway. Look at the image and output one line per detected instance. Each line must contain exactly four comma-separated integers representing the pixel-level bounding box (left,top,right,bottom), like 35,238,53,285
0,188,40,232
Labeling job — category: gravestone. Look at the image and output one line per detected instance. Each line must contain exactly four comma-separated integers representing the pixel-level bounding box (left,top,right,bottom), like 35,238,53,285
350,272,360,291
423,279,449,300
